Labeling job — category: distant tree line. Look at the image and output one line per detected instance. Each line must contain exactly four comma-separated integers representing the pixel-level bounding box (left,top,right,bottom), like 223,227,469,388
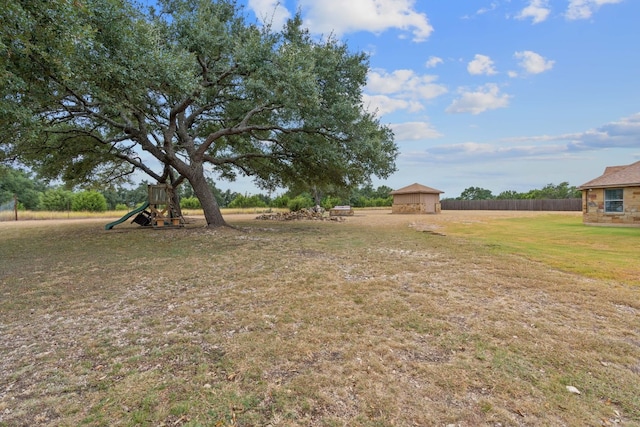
447,182,581,201
0,166,393,212
3,165,582,213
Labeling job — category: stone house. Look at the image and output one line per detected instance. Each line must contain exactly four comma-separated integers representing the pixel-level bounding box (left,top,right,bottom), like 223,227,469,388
578,160,640,226
390,183,444,214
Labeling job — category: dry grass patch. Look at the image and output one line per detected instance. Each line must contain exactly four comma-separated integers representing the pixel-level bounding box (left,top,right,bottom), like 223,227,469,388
0,208,284,222
1,211,639,426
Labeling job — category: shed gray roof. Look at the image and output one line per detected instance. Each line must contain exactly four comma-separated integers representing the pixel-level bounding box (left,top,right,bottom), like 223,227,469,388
578,160,640,189
390,183,444,195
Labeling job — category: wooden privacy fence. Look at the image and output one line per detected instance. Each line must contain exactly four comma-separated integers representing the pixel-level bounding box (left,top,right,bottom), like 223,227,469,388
441,198,582,211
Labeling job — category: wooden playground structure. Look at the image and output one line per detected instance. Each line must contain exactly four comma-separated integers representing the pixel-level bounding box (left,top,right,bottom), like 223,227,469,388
105,184,184,230
145,184,184,228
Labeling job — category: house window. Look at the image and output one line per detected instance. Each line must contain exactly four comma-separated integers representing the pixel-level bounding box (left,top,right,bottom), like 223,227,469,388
604,188,624,213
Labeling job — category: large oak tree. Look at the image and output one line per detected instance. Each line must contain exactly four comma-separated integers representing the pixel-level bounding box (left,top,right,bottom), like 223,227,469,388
1,0,397,227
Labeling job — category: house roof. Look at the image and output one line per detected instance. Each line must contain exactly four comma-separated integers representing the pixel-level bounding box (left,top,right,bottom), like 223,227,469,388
390,183,444,195
578,160,640,189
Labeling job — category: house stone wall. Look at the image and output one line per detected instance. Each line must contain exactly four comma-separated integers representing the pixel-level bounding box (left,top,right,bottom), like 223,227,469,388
582,187,640,226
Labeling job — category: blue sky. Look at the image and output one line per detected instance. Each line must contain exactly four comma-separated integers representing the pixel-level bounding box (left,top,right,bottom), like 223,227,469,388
222,0,640,198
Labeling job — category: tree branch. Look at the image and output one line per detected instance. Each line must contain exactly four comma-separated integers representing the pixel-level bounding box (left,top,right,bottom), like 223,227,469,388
113,151,163,182
192,103,280,159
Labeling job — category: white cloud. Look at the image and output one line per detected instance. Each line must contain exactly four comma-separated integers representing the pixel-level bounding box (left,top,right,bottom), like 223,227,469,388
565,0,623,20
366,69,448,100
500,113,640,151
425,56,443,68
514,50,554,74
390,121,443,141
476,2,499,15
368,69,416,94
446,84,511,115
362,94,423,116
247,0,291,29
516,0,551,24
566,113,640,150
299,0,434,42
598,112,640,136
467,54,497,76
422,141,569,163
363,69,447,117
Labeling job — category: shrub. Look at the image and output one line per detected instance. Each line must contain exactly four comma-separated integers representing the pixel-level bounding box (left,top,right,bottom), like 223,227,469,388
71,191,108,212
115,203,129,210
39,189,74,211
321,196,342,210
352,195,368,208
228,194,267,208
180,196,201,209
287,195,313,211
372,196,393,207
270,195,290,208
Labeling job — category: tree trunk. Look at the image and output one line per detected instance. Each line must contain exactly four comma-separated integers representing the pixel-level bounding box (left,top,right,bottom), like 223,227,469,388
188,169,228,227
170,190,183,218
311,186,322,206
167,173,183,218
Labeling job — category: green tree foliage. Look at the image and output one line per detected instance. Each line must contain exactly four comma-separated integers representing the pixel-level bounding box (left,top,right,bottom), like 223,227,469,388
287,194,314,211
99,182,150,209
180,196,201,209
176,178,237,207
321,195,342,210
522,182,581,199
121,182,151,208
216,190,239,208
348,184,393,207
494,182,581,200
228,194,268,209
0,166,45,210
39,189,74,211
458,187,495,200
101,189,121,211
1,0,397,227
71,191,108,212
496,190,522,200
270,194,290,208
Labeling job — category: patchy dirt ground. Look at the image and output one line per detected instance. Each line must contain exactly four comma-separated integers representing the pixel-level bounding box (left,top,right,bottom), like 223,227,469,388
1,210,638,426
0,208,581,228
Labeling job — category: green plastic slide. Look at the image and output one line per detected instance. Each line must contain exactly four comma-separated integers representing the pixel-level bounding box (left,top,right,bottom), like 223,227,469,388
104,202,150,230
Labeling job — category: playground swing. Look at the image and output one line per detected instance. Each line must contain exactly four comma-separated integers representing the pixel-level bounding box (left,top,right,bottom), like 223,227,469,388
105,184,185,230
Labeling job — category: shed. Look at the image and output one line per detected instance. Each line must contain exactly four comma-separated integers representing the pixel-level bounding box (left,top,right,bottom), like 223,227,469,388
578,160,640,226
390,183,444,214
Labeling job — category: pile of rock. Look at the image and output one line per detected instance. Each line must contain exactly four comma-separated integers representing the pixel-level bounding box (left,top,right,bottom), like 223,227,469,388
256,208,345,222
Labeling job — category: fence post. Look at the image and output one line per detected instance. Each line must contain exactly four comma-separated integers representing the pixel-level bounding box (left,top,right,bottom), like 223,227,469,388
14,194,18,221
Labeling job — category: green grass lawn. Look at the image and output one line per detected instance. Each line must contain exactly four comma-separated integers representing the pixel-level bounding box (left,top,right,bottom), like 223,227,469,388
445,214,640,284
